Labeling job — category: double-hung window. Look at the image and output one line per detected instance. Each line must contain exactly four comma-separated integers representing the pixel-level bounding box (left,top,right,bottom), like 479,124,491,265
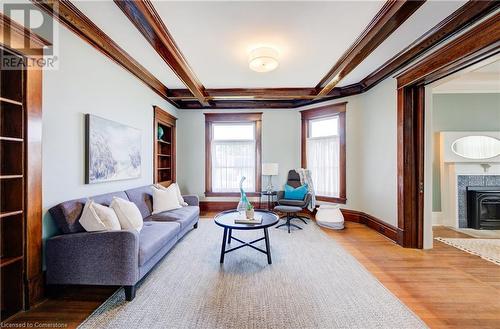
301,103,346,203
205,113,262,195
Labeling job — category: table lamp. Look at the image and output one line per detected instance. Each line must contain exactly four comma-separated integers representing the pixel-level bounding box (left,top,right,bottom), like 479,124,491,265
262,163,279,193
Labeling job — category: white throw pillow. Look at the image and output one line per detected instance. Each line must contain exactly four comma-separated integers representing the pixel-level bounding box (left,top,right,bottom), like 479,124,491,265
79,199,121,232
151,186,181,214
155,183,188,206
110,197,144,232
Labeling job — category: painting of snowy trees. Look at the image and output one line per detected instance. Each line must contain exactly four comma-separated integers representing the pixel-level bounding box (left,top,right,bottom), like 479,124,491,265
85,114,141,184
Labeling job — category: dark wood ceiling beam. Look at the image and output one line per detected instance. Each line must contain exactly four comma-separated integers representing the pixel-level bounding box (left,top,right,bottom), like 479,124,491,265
316,0,425,97
359,0,500,93
177,99,311,110
168,88,320,100
31,0,177,106
396,12,500,88
114,0,209,106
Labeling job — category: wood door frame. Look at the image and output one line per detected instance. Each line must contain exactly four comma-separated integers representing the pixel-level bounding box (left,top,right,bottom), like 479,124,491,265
395,13,500,248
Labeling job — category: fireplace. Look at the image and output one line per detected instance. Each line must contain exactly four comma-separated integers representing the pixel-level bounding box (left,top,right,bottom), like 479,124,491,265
467,186,500,230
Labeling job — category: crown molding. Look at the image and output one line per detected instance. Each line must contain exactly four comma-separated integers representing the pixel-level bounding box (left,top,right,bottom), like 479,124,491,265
114,0,209,106
359,0,500,93
31,0,177,106
315,0,425,97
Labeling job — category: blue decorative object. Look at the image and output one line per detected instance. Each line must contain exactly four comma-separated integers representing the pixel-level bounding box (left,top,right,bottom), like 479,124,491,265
284,184,308,200
237,176,250,213
157,125,164,140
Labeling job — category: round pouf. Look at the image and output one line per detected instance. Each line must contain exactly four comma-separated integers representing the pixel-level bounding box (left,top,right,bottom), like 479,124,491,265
316,204,344,230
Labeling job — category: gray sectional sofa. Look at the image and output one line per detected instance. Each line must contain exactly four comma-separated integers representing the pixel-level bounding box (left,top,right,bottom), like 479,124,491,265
46,185,199,301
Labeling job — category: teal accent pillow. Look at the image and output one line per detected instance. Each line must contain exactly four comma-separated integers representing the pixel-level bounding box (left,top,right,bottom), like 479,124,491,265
284,184,308,200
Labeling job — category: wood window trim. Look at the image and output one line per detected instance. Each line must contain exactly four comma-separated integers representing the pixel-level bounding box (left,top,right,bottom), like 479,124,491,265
204,113,262,197
301,102,347,204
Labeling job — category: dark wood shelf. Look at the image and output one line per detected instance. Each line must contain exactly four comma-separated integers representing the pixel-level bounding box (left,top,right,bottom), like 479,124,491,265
0,136,23,142
1,46,28,321
0,175,23,179
0,210,23,219
154,106,176,186
157,139,171,145
0,97,23,106
0,256,23,268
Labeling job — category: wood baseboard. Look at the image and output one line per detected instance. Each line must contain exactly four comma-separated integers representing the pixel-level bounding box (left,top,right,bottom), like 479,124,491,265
200,201,397,243
199,201,239,212
340,209,398,243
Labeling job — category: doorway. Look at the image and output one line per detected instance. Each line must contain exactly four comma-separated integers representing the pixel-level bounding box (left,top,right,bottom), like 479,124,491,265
395,14,499,248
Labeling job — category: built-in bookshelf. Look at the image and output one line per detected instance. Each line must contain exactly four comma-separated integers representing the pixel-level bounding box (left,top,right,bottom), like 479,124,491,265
153,106,176,186
0,47,25,320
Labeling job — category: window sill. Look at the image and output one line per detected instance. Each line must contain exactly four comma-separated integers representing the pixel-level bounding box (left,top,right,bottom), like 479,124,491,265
316,196,347,204
205,192,261,197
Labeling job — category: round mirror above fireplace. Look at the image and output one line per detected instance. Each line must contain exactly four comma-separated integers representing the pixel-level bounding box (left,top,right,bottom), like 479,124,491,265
451,135,500,160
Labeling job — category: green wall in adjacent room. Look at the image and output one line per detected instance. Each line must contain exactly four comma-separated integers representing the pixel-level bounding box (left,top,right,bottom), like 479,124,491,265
432,93,500,212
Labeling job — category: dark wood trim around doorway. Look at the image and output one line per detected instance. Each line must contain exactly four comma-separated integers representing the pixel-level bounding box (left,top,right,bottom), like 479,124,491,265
395,13,500,248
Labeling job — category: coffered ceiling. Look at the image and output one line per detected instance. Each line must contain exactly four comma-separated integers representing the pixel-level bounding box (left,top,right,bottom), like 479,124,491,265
337,0,467,87
4,0,499,108
152,1,384,88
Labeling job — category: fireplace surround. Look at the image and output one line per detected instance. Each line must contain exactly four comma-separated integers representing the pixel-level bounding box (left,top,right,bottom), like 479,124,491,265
467,186,500,230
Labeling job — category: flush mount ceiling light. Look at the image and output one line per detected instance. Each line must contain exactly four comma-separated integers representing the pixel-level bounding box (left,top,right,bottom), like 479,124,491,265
248,47,279,73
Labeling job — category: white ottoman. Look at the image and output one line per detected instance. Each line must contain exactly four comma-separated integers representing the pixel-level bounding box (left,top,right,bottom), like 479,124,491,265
316,204,344,230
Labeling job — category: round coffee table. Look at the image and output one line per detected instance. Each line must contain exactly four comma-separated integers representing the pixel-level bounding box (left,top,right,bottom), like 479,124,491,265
214,209,279,264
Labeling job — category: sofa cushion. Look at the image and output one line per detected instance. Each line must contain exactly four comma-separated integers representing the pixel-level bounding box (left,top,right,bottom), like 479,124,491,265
125,186,154,219
148,206,199,230
49,191,129,234
139,221,180,266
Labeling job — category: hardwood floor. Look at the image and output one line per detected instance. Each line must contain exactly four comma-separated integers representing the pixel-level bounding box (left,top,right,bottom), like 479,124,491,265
322,222,500,329
7,217,500,329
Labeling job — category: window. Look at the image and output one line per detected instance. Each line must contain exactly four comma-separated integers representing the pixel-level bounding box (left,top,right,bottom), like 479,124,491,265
205,113,262,196
301,103,346,203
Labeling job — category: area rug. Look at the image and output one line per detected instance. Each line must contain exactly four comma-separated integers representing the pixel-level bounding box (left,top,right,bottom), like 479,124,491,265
435,237,500,265
450,227,500,239
79,220,426,329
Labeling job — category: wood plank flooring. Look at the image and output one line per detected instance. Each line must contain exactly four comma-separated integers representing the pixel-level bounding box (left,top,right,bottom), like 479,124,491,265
6,217,500,329
322,223,500,329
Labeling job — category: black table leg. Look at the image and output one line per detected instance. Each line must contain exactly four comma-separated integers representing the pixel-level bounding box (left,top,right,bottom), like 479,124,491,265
228,228,232,244
220,227,228,263
264,228,272,264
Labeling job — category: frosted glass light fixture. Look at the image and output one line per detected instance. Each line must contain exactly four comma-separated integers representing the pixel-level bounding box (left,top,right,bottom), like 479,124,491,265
249,47,279,73
451,135,500,159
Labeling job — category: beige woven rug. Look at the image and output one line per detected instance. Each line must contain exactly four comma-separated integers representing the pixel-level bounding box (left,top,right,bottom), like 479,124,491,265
79,220,426,329
435,237,500,265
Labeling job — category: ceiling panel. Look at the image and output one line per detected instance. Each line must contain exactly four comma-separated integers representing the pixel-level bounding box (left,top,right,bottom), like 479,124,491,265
433,59,500,93
338,0,467,87
73,0,186,89
153,1,385,88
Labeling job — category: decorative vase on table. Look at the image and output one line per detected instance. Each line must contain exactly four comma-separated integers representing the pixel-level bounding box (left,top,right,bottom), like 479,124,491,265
237,176,250,216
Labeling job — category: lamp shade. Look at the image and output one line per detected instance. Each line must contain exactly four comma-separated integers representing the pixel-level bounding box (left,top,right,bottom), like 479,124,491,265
262,163,279,176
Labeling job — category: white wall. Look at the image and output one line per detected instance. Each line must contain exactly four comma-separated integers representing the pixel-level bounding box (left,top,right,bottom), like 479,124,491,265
42,24,177,238
356,79,399,226
176,109,301,199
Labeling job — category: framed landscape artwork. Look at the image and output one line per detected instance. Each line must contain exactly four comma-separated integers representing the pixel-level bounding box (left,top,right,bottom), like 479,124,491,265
85,114,142,184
